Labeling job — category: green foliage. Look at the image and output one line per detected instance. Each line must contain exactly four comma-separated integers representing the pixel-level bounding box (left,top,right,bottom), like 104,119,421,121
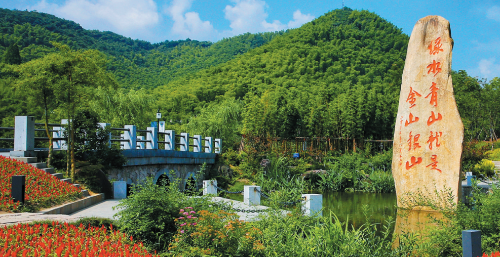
319,151,395,193
487,147,500,161
114,176,228,253
473,159,496,178
72,109,125,167
2,43,21,64
252,209,412,256
74,162,112,197
413,184,500,256
168,208,265,256
462,140,491,173
184,98,243,151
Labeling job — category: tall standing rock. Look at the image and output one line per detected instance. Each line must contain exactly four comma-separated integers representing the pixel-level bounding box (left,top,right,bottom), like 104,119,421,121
392,16,463,208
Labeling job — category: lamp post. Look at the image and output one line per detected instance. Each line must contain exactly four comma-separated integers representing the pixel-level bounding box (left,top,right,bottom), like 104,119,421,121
156,108,161,136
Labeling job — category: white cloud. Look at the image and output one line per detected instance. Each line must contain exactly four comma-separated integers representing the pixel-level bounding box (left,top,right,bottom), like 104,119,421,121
287,10,315,29
30,0,159,37
486,6,500,22
223,0,314,36
475,58,500,79
166,0,215,41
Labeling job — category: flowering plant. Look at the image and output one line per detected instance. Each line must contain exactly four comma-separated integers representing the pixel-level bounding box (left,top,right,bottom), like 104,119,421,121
168,207,265,256
0,156,82,212
484,252,500,257
0,221,158,256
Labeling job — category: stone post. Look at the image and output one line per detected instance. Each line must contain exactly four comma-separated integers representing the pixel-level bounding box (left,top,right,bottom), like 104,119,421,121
466,172,474,186
53,119,68,150
203,180,217,195
123,125,136,150
180,133,189,152
165,130,175,150
137,136,145,149
193,135,201,153
244,185,260,206
98,123,111,148
462,230,481,257
204,137,213,153
302,194,322,217
11,175,25,204
214,138,221,154
159,121,165,132
11,116,35,157
114,181,127,199
146,127,158,149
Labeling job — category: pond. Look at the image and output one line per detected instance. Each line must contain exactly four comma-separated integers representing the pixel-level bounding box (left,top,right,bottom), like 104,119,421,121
322,191,398,230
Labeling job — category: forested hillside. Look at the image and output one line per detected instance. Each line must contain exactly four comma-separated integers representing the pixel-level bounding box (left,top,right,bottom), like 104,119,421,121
1,7,498,151
153,8,409,142
0,8,283,88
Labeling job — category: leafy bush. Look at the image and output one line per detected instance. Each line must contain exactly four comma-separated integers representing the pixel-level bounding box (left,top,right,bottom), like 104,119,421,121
168,207,265,256
74,161,112,197
462,140,490,173
361,170,395,193
473,159,496,178
113,176,226,253
413,183,500,256
487,148,500,161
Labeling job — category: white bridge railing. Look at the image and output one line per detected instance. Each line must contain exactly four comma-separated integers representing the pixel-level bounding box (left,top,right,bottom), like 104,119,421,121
2,116,221,157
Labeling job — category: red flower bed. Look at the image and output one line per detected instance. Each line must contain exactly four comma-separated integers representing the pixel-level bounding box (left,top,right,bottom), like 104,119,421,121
0,221,158,256
0,156,81,212
484,252,500,257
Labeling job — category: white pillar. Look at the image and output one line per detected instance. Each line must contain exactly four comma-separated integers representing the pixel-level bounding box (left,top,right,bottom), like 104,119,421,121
53,119,67,150
244,185,261,206
204,137,212,153
165,130,175,150
159,121,165,132
98,123,111,148
146,127,158,149
123,125,136,150
11,116,35,157
302,194,322,217
180,132,189,152
214,138,221,153
193,135,201,153
203,180,217,195
137,136,145,149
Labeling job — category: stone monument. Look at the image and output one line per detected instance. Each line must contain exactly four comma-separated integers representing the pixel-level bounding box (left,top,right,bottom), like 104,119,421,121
392,16,463,209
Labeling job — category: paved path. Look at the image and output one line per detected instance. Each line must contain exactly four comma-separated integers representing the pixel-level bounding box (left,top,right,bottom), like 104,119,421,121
0,198,286,226
0,200,122,226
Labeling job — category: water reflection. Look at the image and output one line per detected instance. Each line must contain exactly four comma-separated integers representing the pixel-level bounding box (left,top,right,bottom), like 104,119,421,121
323,191,398,229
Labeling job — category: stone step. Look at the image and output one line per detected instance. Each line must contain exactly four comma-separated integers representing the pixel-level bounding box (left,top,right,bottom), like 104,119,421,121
52,173,63,179
43,168,55,174
60,178,72,184
81,190,90,197
30,162,47,169
11,157,37,164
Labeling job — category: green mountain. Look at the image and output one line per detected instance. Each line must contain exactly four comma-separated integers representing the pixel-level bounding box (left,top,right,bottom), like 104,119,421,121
154,8,409,141
0,8,283,88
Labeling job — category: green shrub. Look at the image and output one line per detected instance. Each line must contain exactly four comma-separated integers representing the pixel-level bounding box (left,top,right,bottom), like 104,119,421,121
462,140,490,173
473,159,496,178
487,148,500,161
361,170,395,193
414,184,500,256
113,176,228,253
168,208,265,256
74,161,112,197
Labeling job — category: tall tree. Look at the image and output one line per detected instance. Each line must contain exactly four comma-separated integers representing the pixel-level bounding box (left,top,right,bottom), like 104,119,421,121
48,42,118,180
3,44,22,65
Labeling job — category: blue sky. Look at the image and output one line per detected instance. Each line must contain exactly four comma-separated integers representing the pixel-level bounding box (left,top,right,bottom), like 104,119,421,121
1,0,499,81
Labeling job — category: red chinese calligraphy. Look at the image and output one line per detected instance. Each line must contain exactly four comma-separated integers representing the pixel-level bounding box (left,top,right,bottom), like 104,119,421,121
426,131,443,150
406,156,423,170
405,113,419,127
407,132,421,151
428,37,444,55
427,60,442,77
406,87,422,108
426,155,442,173
426,82,439,107
427,111,442,126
